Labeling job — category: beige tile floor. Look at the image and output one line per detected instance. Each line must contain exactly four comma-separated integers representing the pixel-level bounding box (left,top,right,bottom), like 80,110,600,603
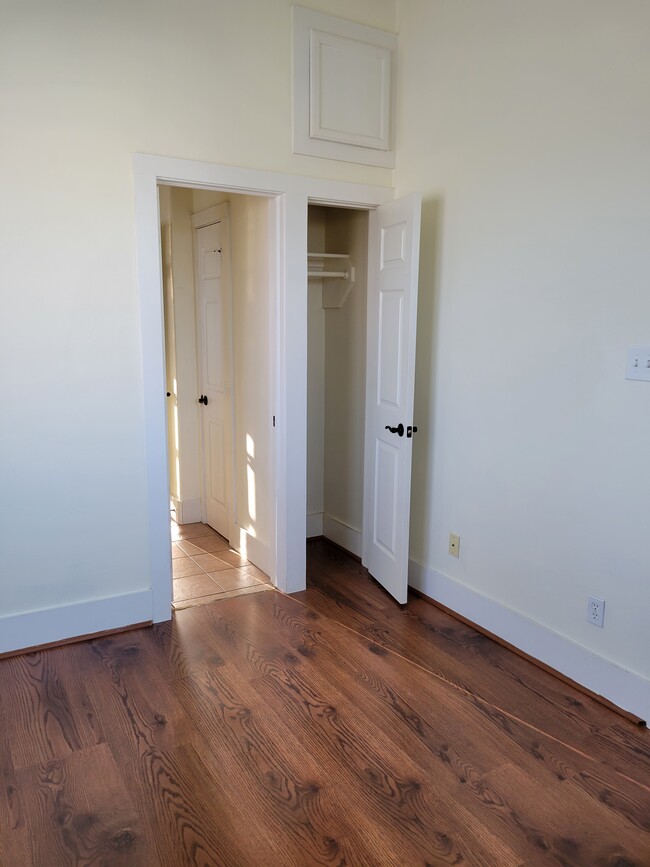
171,519,271,610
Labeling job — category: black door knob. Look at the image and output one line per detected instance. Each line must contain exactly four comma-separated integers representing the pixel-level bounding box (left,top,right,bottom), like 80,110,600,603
385,423,404,437
198,394,208,405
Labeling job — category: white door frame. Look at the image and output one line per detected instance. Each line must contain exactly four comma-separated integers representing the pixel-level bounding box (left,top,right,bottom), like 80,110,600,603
132,153,392,622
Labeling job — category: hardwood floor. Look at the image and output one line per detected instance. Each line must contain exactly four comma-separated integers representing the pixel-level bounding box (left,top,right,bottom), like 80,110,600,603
1,541,648,866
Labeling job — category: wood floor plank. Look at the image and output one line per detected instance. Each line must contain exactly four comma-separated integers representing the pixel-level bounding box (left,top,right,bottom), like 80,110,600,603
16,744,145,867
145,603,409,865
135,611,230,682
0,649,104,771
486,761,650,866
296,568,650,803
303,542,635,749
191,595,509,864
0,541,647,866
249,662,522,866
66,631,242,865
226,587,650,866
173,661,394,866
205,599,523,865
588,722,650,790
404,594,617,731
276,565,650,857
0,697,31,865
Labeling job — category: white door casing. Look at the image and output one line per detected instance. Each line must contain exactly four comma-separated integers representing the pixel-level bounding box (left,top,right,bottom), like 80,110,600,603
362,193,422,604
193,205,234,540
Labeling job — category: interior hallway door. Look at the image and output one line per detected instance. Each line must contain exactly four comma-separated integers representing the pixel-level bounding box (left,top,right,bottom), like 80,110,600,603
194,204,233,539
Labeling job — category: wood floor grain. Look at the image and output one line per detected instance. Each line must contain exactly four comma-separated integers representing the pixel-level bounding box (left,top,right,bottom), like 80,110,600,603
0,540,648,866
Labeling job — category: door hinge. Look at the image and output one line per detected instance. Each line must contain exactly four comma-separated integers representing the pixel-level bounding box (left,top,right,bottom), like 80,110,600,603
273,415,276,428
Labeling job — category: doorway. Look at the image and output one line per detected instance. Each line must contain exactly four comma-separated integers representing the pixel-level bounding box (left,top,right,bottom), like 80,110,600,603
304,195,422,605
133,153,396,621
306,205,369,558
159,184,276,608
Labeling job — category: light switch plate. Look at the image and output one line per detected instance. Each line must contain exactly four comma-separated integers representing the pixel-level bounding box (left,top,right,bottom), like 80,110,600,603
625,346,650,382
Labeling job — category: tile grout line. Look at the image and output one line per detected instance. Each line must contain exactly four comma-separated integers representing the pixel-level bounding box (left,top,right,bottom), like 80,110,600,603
171,522,271,607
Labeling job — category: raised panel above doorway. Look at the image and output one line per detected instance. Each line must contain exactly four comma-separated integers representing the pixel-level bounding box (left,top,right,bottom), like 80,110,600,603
292,6,396,168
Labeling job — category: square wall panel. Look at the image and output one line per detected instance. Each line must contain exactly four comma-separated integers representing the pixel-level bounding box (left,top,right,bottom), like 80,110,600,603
310,30,391,149
293,5,396,167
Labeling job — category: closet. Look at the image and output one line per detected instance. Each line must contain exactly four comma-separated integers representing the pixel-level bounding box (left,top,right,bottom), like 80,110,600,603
306,205,369,558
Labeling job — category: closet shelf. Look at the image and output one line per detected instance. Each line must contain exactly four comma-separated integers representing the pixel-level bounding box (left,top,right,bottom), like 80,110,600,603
308,270,350,278
307,252,355,308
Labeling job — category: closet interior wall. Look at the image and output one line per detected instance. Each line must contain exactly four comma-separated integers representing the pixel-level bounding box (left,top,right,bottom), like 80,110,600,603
307,206,369,557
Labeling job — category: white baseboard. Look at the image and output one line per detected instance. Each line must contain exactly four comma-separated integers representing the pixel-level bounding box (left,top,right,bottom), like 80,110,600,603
170,494,182,522
0,590,153,655
173,497,202,525
408,561,649,723
307,512,323,538
323,514,362,558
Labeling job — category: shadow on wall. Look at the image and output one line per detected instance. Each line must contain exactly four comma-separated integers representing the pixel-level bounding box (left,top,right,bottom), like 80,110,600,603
409,196,445,564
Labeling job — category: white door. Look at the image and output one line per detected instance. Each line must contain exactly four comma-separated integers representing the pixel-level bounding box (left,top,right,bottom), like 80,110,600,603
194,205,234,539
362,194,422,603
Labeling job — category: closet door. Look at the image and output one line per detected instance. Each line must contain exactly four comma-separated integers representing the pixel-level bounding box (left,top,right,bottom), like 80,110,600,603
362,194,421,604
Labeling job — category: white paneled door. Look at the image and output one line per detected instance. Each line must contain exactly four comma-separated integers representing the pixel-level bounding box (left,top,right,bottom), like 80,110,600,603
362,194,422,603
195,207,233,540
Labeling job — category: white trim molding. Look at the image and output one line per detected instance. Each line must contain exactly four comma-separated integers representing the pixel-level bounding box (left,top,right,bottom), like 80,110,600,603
409,560,649,723
0,591,153,655
307,512,324,538
171,497,202,525
323,514,362,558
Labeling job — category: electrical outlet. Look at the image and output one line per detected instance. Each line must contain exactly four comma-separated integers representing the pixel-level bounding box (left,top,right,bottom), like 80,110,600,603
448,533,460,558
587,595,605,628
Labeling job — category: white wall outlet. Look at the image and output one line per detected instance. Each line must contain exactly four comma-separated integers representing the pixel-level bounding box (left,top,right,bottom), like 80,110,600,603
448,533,460,558
587,595,605,628
625,346,650,381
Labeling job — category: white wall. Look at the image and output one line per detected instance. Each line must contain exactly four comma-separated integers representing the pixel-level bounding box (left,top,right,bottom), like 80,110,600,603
224,194,274,562
0,0,394,633
397,1,650,688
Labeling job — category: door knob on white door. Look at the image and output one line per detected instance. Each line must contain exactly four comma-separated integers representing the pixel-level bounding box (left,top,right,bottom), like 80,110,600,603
385,423,404,437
